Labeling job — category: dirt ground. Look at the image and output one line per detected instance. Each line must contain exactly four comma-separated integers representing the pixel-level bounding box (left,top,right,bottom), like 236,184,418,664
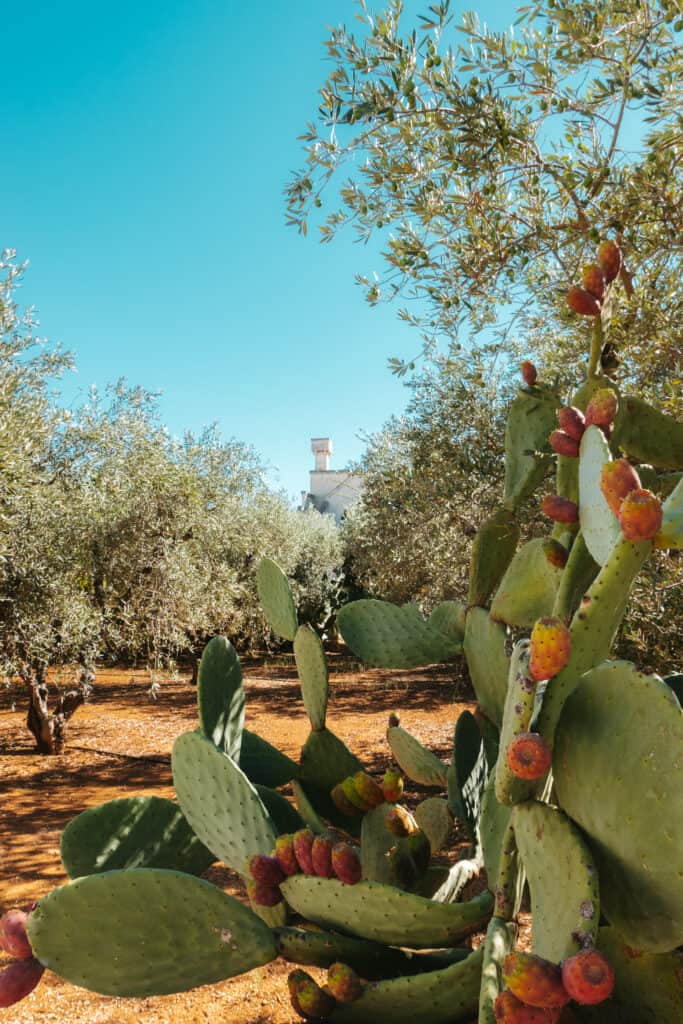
0,655,494,1023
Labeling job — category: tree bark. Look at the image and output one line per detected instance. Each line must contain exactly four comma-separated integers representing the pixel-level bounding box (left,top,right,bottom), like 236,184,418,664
24,663,93,754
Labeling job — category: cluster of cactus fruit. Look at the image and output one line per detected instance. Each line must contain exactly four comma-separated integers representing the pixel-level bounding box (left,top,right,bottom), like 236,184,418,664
1,238,682,1022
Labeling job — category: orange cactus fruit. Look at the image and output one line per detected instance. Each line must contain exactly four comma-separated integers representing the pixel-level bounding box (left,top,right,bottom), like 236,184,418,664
597,240,622,282
246,879,283,907
521,361,538,386
353,772,385,809
585,388,618,429
599,460,642,516
382,768,404,803
331,842,362,885
581,264,606,300
494,990,562,1022
529,617,571,681
292,829,316,875
541,495,579,524
327,962,363,1003
385,804,419,837
567,286,601,317
561,949,615,1005
618,488,663,541
247,853,285,886
557,406,586,442
502,952,571,1009
331,783,363,818
506,733,553,780
311,835,335,879
274,834,300,877
288,969,336,1021
542,539,568,569
549,430,579,458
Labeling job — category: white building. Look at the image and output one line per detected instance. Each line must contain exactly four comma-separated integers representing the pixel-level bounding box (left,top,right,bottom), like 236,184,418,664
300,438,363,523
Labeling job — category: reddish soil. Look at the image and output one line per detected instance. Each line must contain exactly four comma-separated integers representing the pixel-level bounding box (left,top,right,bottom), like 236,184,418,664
0,655,501,1023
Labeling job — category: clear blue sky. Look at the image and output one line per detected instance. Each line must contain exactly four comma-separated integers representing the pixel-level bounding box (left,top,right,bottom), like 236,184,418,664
4,0,512,500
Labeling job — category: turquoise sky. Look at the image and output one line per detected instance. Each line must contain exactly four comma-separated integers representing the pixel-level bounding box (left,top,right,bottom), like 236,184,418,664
5,1,512,499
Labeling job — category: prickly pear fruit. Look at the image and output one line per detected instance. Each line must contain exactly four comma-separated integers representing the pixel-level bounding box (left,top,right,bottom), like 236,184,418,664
557,406,586,442
503,952,570,1009
599,459,641,516
529,617,571,681
618,488,663,541
0,910,32,959
327,962,363,1003
385,804,419,837
541,496,579,524
288,969,336,1021
331,783,362,818
585,388,618,429
567,286,600,317
274,834,300,877
341,776,370,812
247,853,285,886
581,264,606,301
0,958,45,1009
561,949,615,1005
353,772,385,809
246,879,283,907
311,835,335,878
506,733,552,780
494,991,562,1022
597,240,622,282
521,361,538,386
549,431,579,458
382,768,404,803
293,829,316,875
542,539,568,569
331,842,362,885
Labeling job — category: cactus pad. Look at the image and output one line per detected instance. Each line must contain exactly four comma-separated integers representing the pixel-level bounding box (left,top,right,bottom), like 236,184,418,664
414,797,452,853
256,557,298,640
239,728,300,787
554,660,683,952
478,916,517,1024
27,869,276,996
479,772,513,887
60,796,214,879
490,538,563,628
504,386,559,507
656,476,683,550
293,624,328,731
428,601,467,641
337,599,462,668
463,608,510,726
387,724,448,788
612,394,683,470
578,425,622,566
197,635,245,760
254,784,305,835
447,710,488,837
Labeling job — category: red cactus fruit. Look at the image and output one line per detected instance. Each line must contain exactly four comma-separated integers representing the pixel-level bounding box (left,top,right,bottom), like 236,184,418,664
506,733,553,780
581,264,606,301
561,949,615,1005
327,962,363,1003
567,286,601,317
585,388,618,429
503,952,571,1008
557,406,586,442
494,990,562,1022
0,910,32,960
542,539,568,570
521,361,538,386
353,772,385,809
292,829,316,875
0,959,45,1009
529,617,572,681
341,776,370,812
274,834,300,877
311,835,335,878
618,488,663,541
331,783,362,818
247,853,285,887
331,842,362,885
597,240,622,282
382,768,404,803
246,879,283,907
549,430,580,458
600,460,641,516
541,495,579,524
288,969,336,1021
385,804,419,837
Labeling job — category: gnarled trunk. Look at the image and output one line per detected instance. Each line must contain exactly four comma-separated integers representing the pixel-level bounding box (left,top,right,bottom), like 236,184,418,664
23,664,94,754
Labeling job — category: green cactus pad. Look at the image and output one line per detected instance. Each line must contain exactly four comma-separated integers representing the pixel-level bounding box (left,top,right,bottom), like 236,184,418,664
248,894,287,928
495,641,538,806
578,425,621,566
468,507,520,608
414,797,452,853
254,784,305,835
361,803,400,885
513,800,600,960
280,875,493,948
197,636,245,760
578,927,683,1024
387,724,448,788
447,710,488,838
504,385,560,507
478,917,517,1024
337,599,462,668
290,780,327,834
60,796,214,879
172,730,277,876
300,727,364,832
554,660,683,952
26,869,276,996
612,394,683,470
463,609,509,726
479,772,512,887
657,476,683,550
490,538,563,628
239,728,300,787
551,531,599,623
256,557,298,640
293,624,329,731
332,947,483,1024
428,601,466,641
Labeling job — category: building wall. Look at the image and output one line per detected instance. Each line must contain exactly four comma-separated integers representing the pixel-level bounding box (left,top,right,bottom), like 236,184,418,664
306,470,363,522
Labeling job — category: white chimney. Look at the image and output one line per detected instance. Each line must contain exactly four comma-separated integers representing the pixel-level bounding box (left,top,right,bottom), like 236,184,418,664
311,437,333,472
